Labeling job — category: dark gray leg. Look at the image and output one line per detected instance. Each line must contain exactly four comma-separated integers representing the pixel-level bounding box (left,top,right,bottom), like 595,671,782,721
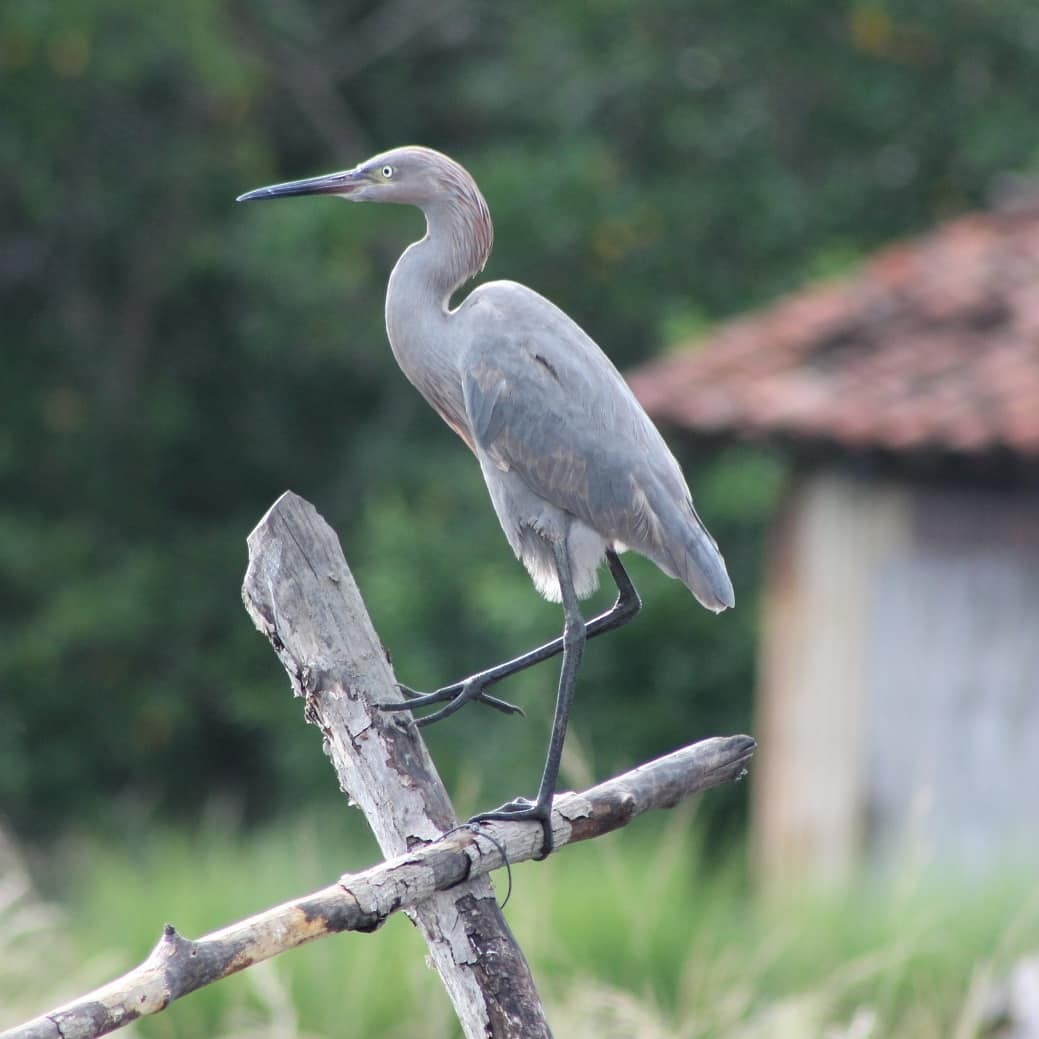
469,538,587,858
380,549,640,724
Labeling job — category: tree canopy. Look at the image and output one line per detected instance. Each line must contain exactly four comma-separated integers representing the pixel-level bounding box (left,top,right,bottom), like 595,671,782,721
3,0,1037,837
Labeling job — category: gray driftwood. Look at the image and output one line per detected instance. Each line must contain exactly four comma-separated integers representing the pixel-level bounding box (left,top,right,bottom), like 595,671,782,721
2,491,755,1039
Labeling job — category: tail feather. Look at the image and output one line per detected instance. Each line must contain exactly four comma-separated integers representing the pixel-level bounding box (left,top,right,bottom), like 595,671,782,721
672,520,734,613
647,492,734,613
618,469,734,613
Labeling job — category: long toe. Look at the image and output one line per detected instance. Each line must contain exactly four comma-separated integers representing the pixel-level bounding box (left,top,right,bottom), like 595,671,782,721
382,683,460,710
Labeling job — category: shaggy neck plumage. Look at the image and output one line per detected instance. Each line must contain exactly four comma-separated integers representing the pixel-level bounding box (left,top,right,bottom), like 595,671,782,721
387,165,493,314
384,160,494,412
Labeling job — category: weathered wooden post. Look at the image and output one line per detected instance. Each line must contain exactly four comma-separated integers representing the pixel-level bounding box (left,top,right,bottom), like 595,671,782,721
242,491,551,1037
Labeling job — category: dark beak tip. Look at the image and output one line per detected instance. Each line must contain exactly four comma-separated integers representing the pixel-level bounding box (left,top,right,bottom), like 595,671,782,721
234,170,362,205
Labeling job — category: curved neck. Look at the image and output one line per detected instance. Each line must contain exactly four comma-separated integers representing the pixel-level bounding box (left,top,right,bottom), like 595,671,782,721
385,186,493,351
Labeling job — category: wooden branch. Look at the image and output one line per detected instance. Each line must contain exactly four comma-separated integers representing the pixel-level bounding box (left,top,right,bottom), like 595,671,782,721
1,734,755,1039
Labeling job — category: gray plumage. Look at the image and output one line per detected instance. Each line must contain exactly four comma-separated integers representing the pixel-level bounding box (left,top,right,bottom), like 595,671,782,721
238,145,732,855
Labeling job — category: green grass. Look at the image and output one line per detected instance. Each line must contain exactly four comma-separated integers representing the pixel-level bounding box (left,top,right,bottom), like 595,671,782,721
3,808,1038,1038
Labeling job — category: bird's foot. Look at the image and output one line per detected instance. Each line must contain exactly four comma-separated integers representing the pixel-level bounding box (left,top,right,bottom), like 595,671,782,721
470,796,555,859
378,677,524,726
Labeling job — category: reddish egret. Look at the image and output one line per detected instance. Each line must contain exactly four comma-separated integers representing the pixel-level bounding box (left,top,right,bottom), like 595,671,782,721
238,146,733,855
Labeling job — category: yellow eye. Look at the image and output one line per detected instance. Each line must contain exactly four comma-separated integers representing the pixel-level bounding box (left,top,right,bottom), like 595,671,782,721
381,165,394,179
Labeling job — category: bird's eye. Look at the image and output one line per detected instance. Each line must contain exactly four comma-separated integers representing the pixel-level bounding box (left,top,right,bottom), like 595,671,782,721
381,165,394,179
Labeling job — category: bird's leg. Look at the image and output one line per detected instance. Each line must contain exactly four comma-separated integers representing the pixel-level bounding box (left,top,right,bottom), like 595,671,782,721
470,538,586,859
380,549,640,725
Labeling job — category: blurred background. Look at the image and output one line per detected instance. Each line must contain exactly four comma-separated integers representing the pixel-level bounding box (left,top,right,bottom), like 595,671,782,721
3,1,1039,1035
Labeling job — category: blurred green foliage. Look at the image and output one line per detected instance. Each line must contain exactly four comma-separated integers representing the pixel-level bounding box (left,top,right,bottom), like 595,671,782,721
2,0,1038,837
9,813,1039,1037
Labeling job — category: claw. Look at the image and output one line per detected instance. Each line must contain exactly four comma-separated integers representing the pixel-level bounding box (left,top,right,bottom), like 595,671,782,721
470,797,554,858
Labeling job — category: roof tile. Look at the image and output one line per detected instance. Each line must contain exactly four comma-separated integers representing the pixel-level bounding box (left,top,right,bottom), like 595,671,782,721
628,207,1039,459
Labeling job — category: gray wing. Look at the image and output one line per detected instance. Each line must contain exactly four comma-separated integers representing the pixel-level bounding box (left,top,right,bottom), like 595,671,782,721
458,282,732,609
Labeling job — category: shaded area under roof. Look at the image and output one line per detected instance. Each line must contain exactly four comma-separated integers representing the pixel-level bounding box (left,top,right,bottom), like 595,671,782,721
628,204,1039,461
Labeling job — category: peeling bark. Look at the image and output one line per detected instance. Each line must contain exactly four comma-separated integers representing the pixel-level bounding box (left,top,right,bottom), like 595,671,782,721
240,491,548,1037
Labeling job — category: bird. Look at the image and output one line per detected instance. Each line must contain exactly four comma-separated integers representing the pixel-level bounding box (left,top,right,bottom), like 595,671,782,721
237,146,733,856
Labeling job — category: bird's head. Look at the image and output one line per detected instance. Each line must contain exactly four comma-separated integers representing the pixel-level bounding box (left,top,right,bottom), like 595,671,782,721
236,145,476,209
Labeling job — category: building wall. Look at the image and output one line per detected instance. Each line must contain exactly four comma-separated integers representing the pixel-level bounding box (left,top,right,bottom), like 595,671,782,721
752,468,1039,888
865,483,1039,873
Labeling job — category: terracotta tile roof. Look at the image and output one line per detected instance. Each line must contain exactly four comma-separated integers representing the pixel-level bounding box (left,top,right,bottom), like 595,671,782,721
627,206,1039,459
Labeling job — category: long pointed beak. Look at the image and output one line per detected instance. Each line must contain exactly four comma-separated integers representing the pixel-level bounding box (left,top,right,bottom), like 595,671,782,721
236,167,367,203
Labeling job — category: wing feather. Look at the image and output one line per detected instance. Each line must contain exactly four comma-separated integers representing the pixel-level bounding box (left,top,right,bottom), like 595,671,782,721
457,281,733,609
461,286,684,545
